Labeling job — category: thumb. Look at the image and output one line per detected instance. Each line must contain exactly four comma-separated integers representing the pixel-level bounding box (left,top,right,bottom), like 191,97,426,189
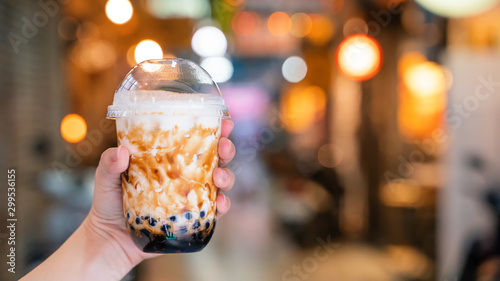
95,146,130,193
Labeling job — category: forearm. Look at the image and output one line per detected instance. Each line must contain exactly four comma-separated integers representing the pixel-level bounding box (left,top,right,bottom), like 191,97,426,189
20,216,140,281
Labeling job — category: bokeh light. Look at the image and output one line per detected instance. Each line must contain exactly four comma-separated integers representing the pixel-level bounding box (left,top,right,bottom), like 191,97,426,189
282,56,308,83
281,85,326,133
336,34,382,81
290,13,313,38
380,180,423,208
70,38,116,73
200,57,234,83
57,17,79,40
105,0,133,24
225,0,245,7
145,0,210,19
397,53,449,140
192,26,228,57
403,61,446,97
61,114,87,143
398,52,427,77
134,39,163,64
318,143,343,168
307,14,334,45
232,11,259,36
343,18,368,37
415,0,500,18
398,98,442,140
267,12,291,37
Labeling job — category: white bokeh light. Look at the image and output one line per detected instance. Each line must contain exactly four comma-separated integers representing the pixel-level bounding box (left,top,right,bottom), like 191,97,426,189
134,40,163,64
282,56,307,83
200,57,233,83
105,0,133,24
336,35,381,81
146,0,210,19
191,26,227,57
415,0,499,18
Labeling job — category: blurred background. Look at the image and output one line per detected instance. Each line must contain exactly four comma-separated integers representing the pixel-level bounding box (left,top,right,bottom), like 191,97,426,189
2,0,500,280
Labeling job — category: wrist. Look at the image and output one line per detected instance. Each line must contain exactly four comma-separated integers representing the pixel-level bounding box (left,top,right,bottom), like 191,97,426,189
81,211,144,279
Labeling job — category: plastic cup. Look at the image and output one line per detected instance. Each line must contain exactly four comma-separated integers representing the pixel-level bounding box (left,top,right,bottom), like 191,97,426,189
107,59,229,253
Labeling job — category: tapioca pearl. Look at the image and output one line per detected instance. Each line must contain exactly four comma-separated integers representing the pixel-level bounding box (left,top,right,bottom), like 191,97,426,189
191,232,203,241
154,235,166,243
178,226,188,234
149,217,157,227
192,220,201,229
140,229,151,238
130,225,135,231
160,224,171,234
126,211,131,219
144,216,150,221
205,221,210,230
135,217,142,225
184,212,193,221
169,215,177,222
200,210,206,218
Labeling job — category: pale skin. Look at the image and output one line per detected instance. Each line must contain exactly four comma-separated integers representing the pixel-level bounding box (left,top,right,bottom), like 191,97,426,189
21,120,236,281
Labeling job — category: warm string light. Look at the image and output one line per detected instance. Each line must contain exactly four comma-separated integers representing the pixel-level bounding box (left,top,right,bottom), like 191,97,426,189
232,11,260,36
61,114,87,143
267,12,291,37
397,52,451,140
105,0,133,24
290,13,312,38
336,34,382,81
134,39,163,64
280,85,326,133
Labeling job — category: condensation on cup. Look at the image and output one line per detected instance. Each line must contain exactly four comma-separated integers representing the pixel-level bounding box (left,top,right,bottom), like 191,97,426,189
106,59,230,253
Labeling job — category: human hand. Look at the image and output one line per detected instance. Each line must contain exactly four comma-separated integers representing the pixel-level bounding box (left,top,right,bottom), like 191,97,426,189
84,120,236,267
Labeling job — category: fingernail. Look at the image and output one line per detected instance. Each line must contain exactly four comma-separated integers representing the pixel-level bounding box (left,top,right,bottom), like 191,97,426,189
112,146,121,162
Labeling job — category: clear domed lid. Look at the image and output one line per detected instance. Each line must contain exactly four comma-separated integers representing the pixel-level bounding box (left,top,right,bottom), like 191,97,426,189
107,58,230,119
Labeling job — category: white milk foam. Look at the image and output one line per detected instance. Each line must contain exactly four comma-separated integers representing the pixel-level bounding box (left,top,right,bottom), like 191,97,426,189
113,90,222,130
113,90,224,106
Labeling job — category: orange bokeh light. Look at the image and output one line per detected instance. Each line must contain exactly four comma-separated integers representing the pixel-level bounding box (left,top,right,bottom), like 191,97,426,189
336,34,382,81
232,11,259,36
403,61,447,97
290,13,313,38
281,85,326,133
267,12,291,37
398,52,427,77
307,14,334,45
398,98,442,140
61,114,87,143
397,54,449,141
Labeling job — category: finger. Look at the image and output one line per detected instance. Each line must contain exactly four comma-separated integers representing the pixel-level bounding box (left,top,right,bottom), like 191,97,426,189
218,138,235,166
216,194,231,216
213,168,235,193
221,119,234,138
95,146,130,192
